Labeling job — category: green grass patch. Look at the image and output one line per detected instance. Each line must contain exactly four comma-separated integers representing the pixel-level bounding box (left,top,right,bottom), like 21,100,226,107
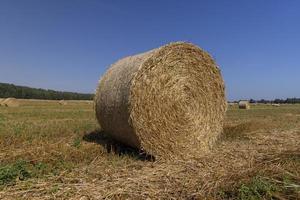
220,174,300,200
237,177,277,200
0,160,54,187
72,137,81,148
0,160,31,186
0,159,75,187
219,176,278,200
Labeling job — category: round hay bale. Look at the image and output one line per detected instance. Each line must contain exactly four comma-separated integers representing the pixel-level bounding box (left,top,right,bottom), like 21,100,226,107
95,42,227,159
238,100,250,109
2,98,20,107
271,103,280,107
58,100,67,105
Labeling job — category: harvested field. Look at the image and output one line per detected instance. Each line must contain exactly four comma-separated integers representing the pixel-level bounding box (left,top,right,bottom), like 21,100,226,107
0,100,299,199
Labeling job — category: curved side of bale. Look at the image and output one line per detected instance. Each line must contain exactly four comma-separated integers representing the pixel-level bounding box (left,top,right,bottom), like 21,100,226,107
95,42,227,159
95,51,154,148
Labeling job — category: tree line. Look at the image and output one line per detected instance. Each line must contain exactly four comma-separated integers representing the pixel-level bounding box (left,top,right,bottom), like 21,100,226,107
0,83,94,100
231,98,300,104
252,98,300,104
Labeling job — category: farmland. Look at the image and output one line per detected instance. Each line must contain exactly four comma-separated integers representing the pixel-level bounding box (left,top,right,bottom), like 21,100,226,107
0,100,299,199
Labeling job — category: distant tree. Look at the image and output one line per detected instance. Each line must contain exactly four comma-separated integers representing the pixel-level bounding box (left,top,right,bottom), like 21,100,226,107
249,99,256,104
0,82,94,100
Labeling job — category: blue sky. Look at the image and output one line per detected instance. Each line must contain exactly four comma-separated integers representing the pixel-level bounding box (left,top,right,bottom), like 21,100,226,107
0,0,299,100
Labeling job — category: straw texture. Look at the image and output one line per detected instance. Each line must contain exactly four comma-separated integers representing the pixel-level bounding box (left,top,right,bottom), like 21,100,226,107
95,42,227,159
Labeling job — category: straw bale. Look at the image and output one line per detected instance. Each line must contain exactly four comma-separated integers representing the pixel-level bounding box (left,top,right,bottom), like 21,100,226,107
272,103,280,107
95,42,227,159
238,100,250,109
59,100,68,105
1,98,20,107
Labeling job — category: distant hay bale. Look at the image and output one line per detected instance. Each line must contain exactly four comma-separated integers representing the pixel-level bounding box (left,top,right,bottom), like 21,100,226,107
95,42,227,159
238,100,250,109
272,103,280,107
86,100,93,105
58,100,67,105
65,100,93,105
1,98,20,107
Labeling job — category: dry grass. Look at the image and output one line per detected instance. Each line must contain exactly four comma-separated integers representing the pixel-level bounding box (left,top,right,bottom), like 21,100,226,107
0,101,299,199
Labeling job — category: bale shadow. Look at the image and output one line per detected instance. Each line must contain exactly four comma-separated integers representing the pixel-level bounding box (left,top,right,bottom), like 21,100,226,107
83,130,155,161
222,120,273,141
221,123,253,141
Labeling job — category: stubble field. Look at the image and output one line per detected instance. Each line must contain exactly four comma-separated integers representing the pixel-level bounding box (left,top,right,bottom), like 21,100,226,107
0,100,299,199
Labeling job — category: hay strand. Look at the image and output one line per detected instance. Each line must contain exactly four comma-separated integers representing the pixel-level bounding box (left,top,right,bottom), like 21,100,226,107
95,42,227,159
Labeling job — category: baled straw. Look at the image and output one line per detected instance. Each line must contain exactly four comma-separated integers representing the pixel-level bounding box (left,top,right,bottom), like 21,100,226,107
95,42,227,159
238,101,250,109
58,100,67,106
2,98,20,107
